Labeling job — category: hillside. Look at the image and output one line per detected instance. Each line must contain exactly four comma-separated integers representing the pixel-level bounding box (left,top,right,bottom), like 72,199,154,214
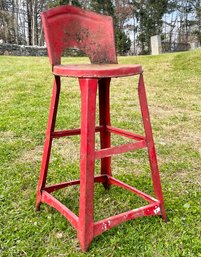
0,50,200,256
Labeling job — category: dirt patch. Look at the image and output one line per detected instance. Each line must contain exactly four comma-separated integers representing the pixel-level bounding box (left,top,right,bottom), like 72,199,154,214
150,105,175,119
18,145,43,164
0,131,15,142
164,168,201,187
52,137,80,164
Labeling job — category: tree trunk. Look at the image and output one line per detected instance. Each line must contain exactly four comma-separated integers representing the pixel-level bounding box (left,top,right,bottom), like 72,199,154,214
27,1,33,45
14,0,19,44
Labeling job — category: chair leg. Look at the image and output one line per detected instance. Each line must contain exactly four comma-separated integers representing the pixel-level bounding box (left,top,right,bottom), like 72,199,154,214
98,78,112,189
138,74,167,222
36,76,61,211
78,78,98,252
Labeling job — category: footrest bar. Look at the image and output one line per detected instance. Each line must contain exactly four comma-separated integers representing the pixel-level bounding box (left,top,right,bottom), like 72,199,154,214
44,175,107,193
52,126,103,138
108,176,158,203
95,140,146,159
106,126,145,141
94,202,161,237
41,191,78,230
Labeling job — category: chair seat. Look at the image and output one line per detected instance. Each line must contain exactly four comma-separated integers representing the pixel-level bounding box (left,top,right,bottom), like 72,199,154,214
53,64,142,78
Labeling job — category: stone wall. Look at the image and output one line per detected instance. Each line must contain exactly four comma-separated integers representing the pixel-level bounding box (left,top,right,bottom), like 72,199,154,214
0,43,47,56
162,41,191,52
0,43,86,57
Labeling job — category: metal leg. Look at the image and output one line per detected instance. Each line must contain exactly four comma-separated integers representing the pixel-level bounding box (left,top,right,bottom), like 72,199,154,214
98,78,112,189
138,74,167,221
36,76,61,210
78,78,98,252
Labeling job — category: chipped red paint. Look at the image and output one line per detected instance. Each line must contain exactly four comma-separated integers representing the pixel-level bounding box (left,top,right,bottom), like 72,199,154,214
36,5,166,252
41,5,117,66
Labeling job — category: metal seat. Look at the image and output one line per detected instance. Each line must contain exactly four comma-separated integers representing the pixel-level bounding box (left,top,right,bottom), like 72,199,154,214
53,64,142,77
36,5,166,252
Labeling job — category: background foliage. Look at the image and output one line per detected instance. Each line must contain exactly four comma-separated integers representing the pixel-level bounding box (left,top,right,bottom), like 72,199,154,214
1,0,201,54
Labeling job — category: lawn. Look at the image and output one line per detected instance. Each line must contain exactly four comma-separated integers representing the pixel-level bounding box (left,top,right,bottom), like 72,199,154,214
0,50,200,257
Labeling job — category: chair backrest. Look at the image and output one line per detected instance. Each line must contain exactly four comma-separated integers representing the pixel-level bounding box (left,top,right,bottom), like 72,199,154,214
41,5,117,66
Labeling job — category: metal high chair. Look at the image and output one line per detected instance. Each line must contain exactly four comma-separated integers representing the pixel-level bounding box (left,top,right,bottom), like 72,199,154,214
36,5,166,252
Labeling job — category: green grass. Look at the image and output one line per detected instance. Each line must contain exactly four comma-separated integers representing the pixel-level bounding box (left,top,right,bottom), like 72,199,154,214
0,50,201,257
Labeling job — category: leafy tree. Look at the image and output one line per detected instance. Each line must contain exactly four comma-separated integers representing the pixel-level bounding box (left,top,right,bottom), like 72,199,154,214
135,0,168,54
90,0,131,55
90,0,114,16
189,0,201,44
116,28,131,55
49,0,81,7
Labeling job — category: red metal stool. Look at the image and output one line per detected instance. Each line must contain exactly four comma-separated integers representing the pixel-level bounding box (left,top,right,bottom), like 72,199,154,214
36,5,166,252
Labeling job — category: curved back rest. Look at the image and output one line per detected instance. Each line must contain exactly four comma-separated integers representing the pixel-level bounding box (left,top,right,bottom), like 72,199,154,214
41,5,117,66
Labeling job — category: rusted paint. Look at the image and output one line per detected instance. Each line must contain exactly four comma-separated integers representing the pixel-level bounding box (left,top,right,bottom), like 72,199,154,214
41,5,117,66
